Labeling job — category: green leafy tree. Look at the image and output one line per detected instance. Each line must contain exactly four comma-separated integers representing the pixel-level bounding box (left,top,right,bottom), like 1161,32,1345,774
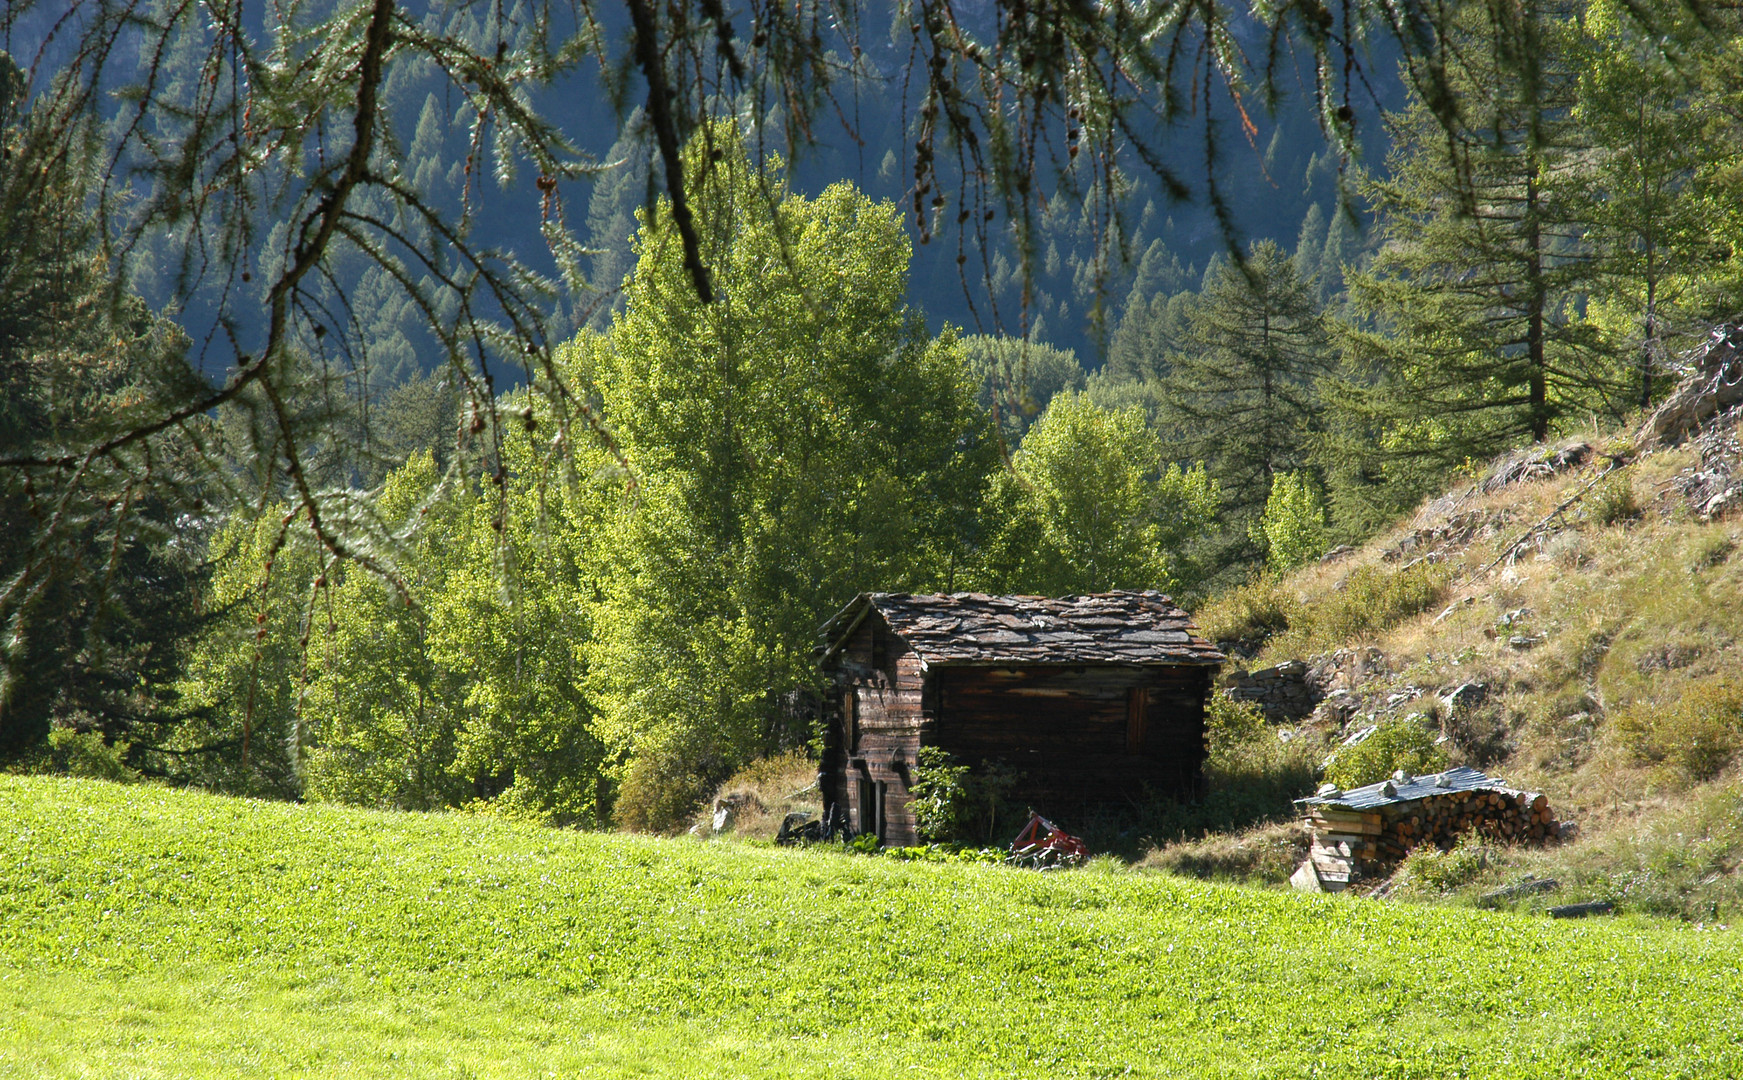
973,391,1219,597
579,139,994,829
1259,471,1329,575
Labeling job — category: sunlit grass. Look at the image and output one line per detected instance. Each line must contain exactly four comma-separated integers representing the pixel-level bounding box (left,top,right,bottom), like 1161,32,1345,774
4,776,1743,1077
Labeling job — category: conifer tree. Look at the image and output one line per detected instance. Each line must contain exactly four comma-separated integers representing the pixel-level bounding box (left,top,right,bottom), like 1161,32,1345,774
1158,239,1332,555
1574,0,1716,408
1325,1,1616,532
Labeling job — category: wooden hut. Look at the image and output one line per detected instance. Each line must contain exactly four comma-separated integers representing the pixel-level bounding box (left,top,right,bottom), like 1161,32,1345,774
816,591,1224,846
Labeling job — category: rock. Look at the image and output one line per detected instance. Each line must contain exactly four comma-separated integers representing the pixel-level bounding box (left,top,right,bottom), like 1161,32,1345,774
1497,607,1532,627
1320,545,1356,564
1433,596,1475,624
1315,782,1343,798
712,807,731,832
1638,323,1743,448
1340,724,1379,748
1507,634,1540,650
1441,682,1490,715
1703,487,1743,521
1558,821,1581,842
776,812,823,845
1480,878,1559,907
1549,900,1614,919
1483,441,1592,494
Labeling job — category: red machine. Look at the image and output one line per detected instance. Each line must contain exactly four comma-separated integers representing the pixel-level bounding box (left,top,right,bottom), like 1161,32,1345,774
1008,811,1089,869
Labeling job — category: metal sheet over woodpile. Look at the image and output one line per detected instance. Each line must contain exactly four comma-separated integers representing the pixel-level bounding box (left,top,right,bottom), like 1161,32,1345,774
819,591,1224,666
1290,767,1565,893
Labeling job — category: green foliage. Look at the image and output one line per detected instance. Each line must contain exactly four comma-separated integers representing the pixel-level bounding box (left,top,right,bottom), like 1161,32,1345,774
973,391,1219,596
11,776,1743,1076
1198,692,1319,832
880,844,1006,864
1204,692,1269,760
1399,834,1492,895
907,747,1020,846
580,138,992,829
1324,716,1450,790
1614,681,1743,783
45,730,142,783
1259,471,1329,574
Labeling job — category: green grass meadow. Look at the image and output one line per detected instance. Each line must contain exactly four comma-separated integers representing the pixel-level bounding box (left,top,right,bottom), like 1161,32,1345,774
3,776,1741,1078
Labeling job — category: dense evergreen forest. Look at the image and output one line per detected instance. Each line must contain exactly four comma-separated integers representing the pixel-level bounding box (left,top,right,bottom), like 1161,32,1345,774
4,0,1741,830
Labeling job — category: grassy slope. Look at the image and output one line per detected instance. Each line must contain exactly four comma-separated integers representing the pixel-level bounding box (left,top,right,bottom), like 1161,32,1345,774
4,777,1742,1078
1190,431,1743,914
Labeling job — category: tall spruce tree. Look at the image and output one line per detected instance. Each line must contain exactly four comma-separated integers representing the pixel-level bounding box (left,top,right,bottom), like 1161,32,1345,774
1574,0,1718,408
1325,1,1616,532
1158,239,1332,562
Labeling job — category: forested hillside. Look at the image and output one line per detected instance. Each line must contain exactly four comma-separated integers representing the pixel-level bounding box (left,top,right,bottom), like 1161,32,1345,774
6,0,1743,841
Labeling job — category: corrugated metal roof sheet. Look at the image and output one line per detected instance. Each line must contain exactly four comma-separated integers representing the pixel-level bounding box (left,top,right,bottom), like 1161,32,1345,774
1297,765,1506,810
818,591,1225,667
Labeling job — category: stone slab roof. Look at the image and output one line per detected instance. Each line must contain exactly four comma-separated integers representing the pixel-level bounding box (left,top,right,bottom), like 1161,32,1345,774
819,591,1224,667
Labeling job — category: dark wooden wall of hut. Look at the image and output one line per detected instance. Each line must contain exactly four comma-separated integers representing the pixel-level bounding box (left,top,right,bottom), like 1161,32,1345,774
822,610,1215,846
822,612,926,844
931,665,1211,813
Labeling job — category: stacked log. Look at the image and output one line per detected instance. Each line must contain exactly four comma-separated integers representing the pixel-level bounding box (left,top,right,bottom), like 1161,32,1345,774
1367,788,1559,863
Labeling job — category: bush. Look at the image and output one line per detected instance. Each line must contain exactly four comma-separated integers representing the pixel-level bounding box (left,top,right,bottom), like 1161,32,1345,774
46,729,141,783
1614,681,1743,783
1324,715,1449,790
1588,473,1641,526
907,747,1020,845
1194,577,1299,646
1398,833,1491,895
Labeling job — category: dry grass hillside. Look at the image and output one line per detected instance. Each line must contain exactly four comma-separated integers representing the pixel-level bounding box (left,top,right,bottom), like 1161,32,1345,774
1181,405,1743,919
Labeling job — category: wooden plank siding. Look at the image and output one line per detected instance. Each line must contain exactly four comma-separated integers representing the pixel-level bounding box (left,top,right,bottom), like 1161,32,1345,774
932,666,1210,813
822,608,1215,846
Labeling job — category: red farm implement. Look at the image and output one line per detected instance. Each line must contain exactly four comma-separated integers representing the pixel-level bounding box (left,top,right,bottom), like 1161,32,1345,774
1008,811,1089,869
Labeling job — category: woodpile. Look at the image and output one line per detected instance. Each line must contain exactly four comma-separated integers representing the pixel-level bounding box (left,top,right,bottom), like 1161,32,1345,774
1291,767,1565,893
1357,787,1558,863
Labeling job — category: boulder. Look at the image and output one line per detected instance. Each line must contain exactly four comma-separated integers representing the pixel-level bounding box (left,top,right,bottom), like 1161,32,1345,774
1638,323,1743,448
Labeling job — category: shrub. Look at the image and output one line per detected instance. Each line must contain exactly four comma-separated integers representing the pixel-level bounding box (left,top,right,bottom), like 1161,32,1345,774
1204,692,1268,759
1588,473,1641,526
1259,472,1329,574
1324,715,1448,790
1398,833,1491,895
907,747,1020,845
46,729,141,783
1614,681,1743,783
1194,577,1299,646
